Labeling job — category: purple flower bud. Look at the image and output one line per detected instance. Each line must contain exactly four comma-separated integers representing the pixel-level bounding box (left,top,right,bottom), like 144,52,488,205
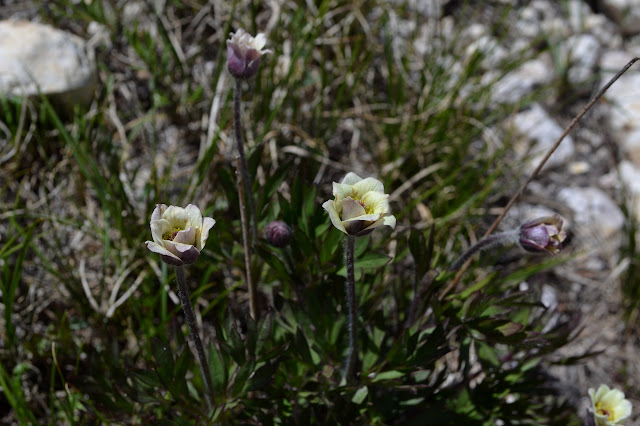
226,29,271,80
518,214,567,255
265,221,292,248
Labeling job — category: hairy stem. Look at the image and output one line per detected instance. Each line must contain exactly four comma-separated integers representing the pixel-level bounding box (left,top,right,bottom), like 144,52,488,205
175,265,214,409
343,235,358,384
236,157,257,320
448,230,518,272
233,79,258,243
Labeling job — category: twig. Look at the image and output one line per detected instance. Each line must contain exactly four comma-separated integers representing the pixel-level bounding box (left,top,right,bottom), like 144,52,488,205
439,57,640,300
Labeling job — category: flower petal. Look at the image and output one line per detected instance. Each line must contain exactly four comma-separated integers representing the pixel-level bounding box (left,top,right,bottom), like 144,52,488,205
164,240,200,265
353,177,385,196
361,191,389,214
184,204,204,229
163,205,189,229
322,200,347,235
150,219,172,245
333,182,355,200
199,217,216,250
341,172,363,185
151,204,168,222
173,227,197,245
383,214,396,229
341,197,367,221
253,33,267,50
146,241,184,266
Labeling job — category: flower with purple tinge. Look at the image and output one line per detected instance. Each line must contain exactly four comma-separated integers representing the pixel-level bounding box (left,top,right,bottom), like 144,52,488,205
226,29,271,80
322,172,396,237
265,220,292,248
518,214,567,254
145,204,215,266
589,384,632,425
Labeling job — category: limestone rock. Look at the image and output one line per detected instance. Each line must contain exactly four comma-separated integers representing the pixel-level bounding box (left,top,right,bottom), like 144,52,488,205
510,103,575,173
557,186,624,244
600,0,640,36
600,50,640,165
492,57,554,104
0,20,96,109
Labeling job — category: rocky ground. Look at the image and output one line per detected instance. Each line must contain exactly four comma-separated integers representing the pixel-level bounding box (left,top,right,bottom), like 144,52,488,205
2,0,640,423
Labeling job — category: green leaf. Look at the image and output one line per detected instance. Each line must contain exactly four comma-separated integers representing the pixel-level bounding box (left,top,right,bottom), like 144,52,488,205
247,360,280,391
231,359,255,397
208,343,227,394
351,386,368,404
371,370,405,382
151,338,175,385
496,321,524,337
409,225,434,282
294,327,313,365
228,327,246,365
256,311,273,354
130,368,162,389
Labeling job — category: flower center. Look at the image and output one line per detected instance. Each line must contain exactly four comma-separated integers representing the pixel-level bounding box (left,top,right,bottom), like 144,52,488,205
357,199,373,214
596,403,614,420
163,227,182,241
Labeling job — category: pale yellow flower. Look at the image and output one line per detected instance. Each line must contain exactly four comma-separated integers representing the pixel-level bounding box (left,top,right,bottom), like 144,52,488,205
589,384,632,426
145,204,215,266
226,28,271,80
322,172,396,237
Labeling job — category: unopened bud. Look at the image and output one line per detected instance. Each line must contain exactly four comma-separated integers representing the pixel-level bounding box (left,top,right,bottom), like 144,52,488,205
518,214,566,254
265,221,292,248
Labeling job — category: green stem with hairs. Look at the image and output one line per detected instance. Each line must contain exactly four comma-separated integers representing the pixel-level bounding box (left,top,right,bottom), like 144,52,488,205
342,235,358,384
175,265,214,410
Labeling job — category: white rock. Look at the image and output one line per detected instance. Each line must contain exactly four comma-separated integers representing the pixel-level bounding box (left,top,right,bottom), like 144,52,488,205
600,50,640,165
0,20,96,109
558,187,624,242
509,103,576,173
492,57,554,104
584,13,623,49
565,34,600,88
600,0,640,35
619,160,640,214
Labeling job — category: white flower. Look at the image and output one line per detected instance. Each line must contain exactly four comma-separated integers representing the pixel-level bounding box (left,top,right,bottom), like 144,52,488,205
226,28,271,79
322,172,396,237
145,204,215,266
589,384,633,426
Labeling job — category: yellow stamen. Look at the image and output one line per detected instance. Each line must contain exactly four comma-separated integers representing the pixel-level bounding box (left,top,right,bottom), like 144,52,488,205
163,227,182,241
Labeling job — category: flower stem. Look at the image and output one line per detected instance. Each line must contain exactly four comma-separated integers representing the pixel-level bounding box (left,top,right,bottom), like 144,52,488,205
233,79,258,243
236,156,257,320
342,235,358,384
448,230,519,272
175,265,214,409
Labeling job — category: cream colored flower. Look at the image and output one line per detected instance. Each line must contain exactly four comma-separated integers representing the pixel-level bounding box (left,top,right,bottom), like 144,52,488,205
226,28,271,80
322,172,396,237
145,204,215,266
589,384,632,426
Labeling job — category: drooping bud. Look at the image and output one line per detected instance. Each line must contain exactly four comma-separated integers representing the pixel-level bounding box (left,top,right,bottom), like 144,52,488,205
518,214,566,255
